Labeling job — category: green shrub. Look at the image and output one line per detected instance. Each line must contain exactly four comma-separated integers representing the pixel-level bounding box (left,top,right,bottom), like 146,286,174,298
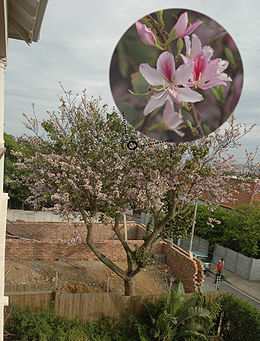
5,304,140,341
5,304,90,341
192,292,222,336
220,294,260,341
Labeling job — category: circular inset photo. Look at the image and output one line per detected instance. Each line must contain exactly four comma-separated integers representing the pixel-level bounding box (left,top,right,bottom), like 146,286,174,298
109,9,243,143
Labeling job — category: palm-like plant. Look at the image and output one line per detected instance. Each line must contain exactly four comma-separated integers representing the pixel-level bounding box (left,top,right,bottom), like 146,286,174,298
138,282,212,340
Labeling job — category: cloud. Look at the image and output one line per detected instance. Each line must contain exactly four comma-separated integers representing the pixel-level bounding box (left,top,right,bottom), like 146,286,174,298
4,0,260,162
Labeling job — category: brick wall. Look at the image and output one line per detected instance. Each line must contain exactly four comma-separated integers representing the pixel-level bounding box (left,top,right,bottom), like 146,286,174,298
163,243,200,293
6,221,139,242
6,221,204,292
126,225,204,292
5,239,143,262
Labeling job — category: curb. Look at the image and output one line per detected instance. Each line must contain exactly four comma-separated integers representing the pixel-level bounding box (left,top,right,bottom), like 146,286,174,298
209,270,260,304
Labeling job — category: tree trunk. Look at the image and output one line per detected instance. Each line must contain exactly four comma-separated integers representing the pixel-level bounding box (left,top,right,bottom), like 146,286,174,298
124,277,135,296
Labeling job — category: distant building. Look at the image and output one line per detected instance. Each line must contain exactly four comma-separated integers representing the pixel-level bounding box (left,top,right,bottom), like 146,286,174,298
200,177,260,210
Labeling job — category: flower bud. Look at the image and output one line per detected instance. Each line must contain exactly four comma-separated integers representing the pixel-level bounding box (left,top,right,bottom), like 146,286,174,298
136,21,156,46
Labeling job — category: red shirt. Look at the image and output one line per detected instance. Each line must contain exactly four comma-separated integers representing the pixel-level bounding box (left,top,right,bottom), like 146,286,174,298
217,263,222,271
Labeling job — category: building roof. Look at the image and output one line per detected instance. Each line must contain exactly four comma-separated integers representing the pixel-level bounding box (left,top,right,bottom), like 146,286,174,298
0,0,48,59
200,177,260,209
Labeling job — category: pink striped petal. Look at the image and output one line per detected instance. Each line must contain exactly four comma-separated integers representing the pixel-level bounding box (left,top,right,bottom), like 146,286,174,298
201,59,219,82
139,63,164,86
191,34,202,58
174,12,188,39
174,62,194,86
156,52,175,82
180,20,202,38
143,92,167,116
162,100,184,136
176,87,203,103
199,79,227,90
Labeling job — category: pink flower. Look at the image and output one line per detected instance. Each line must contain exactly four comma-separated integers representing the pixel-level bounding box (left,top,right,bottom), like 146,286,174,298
162,100,185,137
136,21,156,46
181,34,232,90
173,12,202,39
139,51,203,116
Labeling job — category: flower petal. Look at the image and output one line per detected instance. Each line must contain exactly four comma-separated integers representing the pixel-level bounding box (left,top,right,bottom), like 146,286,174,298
174,12,188,38
199,79,227,90
216,72,232,82
180,54,191,65
176,87,204,103
202,45,214,60
174,62,194,86
181,20,202,38
191,34,202,58
162,101,185,136
217,60,229,72
156,52,175,82
139,63,164,86
136,21,156,46
201,59,219,82
143,91,167,116
184,36,191,55
167,88,180,104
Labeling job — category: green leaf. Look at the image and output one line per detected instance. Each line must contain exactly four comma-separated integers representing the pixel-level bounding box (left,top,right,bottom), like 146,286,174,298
156,10,164,26
131,72,149,95
210,87,222,102
166,28,176,45
118,44,128,78
225,47,235,65
117,101,142,128
177,38,184,55
138,325,151,341
210,85,225,103
186,120,193,129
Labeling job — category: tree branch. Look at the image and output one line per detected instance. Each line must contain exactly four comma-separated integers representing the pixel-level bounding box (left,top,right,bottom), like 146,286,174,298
80,209,127,280
113,214,132,255
190,103,205,138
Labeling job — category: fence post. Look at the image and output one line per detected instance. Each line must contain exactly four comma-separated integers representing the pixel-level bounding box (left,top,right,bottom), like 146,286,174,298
234,252,240,274
248,258,255,281
212,244,217,263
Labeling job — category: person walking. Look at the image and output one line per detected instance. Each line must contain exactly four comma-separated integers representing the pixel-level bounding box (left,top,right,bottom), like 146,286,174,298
214,260,222,283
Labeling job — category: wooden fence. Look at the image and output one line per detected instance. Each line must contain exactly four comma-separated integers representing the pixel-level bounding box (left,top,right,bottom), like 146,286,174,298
5,290,220,322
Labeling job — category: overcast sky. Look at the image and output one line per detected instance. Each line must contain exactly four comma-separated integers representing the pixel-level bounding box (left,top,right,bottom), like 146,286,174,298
4,0,260,162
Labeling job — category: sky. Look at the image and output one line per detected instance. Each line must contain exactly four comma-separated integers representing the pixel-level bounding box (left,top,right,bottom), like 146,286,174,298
4,0,260,163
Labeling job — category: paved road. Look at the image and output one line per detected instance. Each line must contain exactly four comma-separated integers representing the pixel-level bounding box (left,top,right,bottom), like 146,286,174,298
203,272,260,310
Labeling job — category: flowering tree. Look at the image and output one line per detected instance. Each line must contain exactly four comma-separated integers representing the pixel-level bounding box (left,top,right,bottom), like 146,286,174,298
13,90,257,295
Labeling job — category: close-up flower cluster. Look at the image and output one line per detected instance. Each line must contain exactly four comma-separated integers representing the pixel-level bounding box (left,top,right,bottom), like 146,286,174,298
135,11,232,138
109,9,243,142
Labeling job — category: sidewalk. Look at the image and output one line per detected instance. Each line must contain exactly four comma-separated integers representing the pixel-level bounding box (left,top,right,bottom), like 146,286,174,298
210,264,260,302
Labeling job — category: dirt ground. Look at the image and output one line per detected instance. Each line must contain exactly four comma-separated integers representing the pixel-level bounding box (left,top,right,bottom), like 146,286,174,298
5,259,177,295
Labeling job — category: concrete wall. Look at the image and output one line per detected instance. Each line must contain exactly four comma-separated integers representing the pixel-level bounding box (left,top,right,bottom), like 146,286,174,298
7,209,92,223
178,236,209,256
140,213,209,256
7,209,134,223
213,244,260,281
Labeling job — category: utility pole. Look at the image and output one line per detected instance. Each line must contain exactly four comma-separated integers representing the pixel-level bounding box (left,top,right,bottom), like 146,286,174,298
189,199,198,255
123,214,127,241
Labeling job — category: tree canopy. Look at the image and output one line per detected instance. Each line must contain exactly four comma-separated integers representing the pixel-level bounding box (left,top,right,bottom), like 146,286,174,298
11,90,258,295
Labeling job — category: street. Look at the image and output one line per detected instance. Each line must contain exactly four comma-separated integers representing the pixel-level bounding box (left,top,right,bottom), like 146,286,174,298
203,272,260,310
